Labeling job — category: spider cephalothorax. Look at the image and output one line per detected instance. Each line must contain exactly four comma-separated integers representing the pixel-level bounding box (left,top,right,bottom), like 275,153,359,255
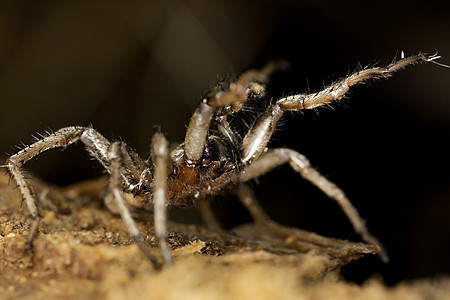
5,53,442,268
168,135,242,206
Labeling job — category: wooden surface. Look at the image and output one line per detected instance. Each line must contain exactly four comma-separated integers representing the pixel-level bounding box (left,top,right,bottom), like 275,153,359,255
0,173,448,299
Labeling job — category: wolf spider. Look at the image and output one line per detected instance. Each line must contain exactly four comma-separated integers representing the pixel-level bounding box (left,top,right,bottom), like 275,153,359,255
5,53,441,268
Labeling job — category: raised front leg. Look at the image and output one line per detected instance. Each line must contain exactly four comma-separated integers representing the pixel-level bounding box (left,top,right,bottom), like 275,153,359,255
241,54,440,164
183,61,286,163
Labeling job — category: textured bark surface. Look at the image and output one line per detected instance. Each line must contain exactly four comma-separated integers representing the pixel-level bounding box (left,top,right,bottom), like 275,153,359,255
0,173,448,299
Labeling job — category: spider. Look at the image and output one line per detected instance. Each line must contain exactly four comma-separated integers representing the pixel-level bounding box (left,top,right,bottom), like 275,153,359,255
5,53,442,268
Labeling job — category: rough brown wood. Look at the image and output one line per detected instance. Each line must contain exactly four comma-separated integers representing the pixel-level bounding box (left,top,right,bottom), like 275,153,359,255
1,173,448,299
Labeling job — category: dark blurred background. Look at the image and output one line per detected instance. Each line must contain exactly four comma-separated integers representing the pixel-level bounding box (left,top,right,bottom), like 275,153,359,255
0,0,449,285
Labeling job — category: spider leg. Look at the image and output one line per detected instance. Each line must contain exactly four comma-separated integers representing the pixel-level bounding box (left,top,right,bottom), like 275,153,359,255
80,128,149,190
233,184,269,223
5,126,147,250
183,61,286,163
209,60,287,109
107,142,162,268
197,199,222,230
242,54,438,164
239,148,389,262
278,53,437,111
197,185,268,230
6,126,87,248
151,132,172,264
213,61,287,147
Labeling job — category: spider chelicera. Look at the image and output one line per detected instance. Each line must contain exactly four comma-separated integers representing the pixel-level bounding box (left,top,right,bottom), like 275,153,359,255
5,53,442,268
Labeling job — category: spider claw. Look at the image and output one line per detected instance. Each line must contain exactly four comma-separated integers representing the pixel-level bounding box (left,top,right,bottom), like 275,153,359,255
426,53,450,68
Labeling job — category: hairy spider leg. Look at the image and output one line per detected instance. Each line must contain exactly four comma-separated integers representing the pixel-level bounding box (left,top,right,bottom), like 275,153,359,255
233,184,376,255
5,127,157,262
239,149,388,262
243,54,437,163
183,61,286,163
6,126,87,248
238,54,438,262
106,142,162,268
